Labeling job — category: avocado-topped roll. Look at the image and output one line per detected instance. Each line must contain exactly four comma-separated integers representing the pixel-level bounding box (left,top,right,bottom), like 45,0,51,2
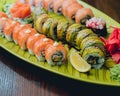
66,23,83,46
45,42,67,66
34,14,49,33
57,19,70,41
82,46,105,69
75,29,94,49
80,34,105,53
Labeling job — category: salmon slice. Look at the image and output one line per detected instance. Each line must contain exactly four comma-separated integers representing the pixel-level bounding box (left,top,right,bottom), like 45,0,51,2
3,20,20,41
62,0,77,17
75,8,94,24
18,27,37,50
0,12,8,18
12,24,31,44
53,0,65,15
26,33,46,55
45,42,67,65
33,37,54,61
10,2,31,18
66,3,83,20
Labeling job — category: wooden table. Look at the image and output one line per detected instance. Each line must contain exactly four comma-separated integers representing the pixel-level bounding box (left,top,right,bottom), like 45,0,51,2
0,1,120,96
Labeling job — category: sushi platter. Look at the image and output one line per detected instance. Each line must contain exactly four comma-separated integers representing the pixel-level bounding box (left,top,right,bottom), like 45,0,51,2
0,0,120,86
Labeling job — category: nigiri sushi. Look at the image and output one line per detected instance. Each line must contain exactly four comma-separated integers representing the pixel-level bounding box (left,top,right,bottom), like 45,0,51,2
45,42,67,65
0,12,8,18
18,28,37,50
26,33,46,55
75,8,94,24
33,37,54,61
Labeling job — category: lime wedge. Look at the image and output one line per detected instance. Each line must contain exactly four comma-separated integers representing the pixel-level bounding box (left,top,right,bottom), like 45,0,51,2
69,48,91,72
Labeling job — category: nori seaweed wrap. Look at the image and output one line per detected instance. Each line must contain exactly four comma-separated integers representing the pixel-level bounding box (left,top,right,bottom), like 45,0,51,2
66,24,83,46
82,46,105,69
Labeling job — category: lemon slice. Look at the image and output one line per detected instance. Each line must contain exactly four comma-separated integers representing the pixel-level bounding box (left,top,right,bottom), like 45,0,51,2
69,48,91,72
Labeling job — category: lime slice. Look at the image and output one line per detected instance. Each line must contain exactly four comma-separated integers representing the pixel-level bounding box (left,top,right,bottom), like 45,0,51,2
69,48,91,72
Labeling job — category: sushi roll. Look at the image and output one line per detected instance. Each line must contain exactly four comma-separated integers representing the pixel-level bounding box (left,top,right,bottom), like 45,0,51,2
0,12,8,18
57,19,70,41
75,8,94,24
66,3,83,21
49,17,64,40
12,24,31,44
42,18,54,36
66,23,83,46
34,14,49,33
75,29,94,49
53,0,65,15
33,37,54,61
18,28,37,50
26,33,46,55
86,17,107,36
3,20,20,41
45,42,67,65
0,17,8,36
82,46,105,69
62,0,77,17
80,34,105,53
42,0,54,12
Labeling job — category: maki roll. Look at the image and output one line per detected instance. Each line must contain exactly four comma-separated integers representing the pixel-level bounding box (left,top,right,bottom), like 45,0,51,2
75,29,94,49
62,0,77,17
26,33,46,55
53,0,65,15
66,23,83,46
18,28,37,50
42,0,54,12
33,37,54,61
86,17,107,36
12,24,31,44
82,46,105,69
75,8,94,25
66,3,83,21
57,19,70,41
34,14,49,33
3,20,20,41
42,18,54,36
45,42,67,65
49,17,64,40
80,34,105,53
0,17,8,36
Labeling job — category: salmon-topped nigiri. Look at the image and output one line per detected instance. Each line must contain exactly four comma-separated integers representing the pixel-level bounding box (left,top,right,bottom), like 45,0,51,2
12,24,31,44
75,8,94,24
66,3,83,21
26,33,46,55
0,12,8,18
53,0,65,15
45,42,67,65
18,27,37,50
3,20,20,41
62,0,77,17
33,37,54,61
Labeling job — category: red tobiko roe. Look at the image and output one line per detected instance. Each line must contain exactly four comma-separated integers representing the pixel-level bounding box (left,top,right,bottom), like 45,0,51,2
101,27,120,63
